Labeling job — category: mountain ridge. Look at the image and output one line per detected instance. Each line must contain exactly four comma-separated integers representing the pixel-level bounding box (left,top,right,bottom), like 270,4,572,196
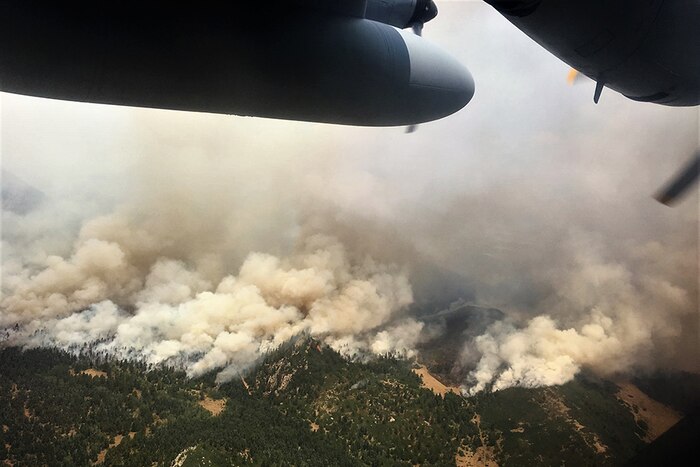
0,336,693,466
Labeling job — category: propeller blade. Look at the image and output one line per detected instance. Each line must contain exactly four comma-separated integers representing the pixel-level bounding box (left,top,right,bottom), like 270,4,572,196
404,21,425,133
403,0,439,133
655,150,700,205
404,13,433,133
411,22,423,37
566,68,588,85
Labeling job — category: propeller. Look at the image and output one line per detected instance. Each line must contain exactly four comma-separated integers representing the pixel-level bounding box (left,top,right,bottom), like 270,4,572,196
566,68,588,86
564,68,697,205
411,21,425,37
655,150,700,205
405,1,438,134
409,0,438,34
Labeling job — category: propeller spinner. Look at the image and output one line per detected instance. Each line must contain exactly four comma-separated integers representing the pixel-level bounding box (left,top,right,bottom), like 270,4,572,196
409,0,438,36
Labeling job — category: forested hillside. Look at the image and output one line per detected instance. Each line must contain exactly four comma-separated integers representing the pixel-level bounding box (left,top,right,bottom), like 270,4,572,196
0,337,686,466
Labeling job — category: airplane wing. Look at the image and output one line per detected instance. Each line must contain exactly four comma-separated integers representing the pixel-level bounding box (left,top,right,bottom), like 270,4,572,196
0,1,474,126
296,0,369,18
484,0,699,106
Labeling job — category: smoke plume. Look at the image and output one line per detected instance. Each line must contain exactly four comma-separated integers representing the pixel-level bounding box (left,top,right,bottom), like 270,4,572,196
3,229,418,380
1,140,423,380
453,229,696,393
2,2,698,391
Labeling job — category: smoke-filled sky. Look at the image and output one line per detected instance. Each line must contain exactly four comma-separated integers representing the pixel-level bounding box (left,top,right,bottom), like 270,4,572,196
1,2,698,391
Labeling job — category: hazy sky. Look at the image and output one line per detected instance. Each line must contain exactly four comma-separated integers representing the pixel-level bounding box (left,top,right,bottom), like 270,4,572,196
1,2,698,384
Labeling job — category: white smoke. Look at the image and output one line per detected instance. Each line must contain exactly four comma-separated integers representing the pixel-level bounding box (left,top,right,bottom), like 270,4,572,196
0,96,426,382
461,236,693,394
2,218,419,380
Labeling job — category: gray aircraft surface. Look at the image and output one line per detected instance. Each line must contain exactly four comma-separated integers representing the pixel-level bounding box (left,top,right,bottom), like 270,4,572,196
1,0,698,202
485,0,700,107
0,0,474,127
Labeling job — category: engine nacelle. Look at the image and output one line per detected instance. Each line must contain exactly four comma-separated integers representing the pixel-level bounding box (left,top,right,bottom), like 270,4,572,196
0,2,474,126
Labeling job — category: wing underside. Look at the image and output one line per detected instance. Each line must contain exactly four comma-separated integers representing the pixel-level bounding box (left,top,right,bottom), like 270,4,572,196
294,0,368,18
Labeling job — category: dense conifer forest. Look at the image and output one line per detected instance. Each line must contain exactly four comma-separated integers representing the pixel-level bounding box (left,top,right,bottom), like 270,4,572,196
0,337,688,466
